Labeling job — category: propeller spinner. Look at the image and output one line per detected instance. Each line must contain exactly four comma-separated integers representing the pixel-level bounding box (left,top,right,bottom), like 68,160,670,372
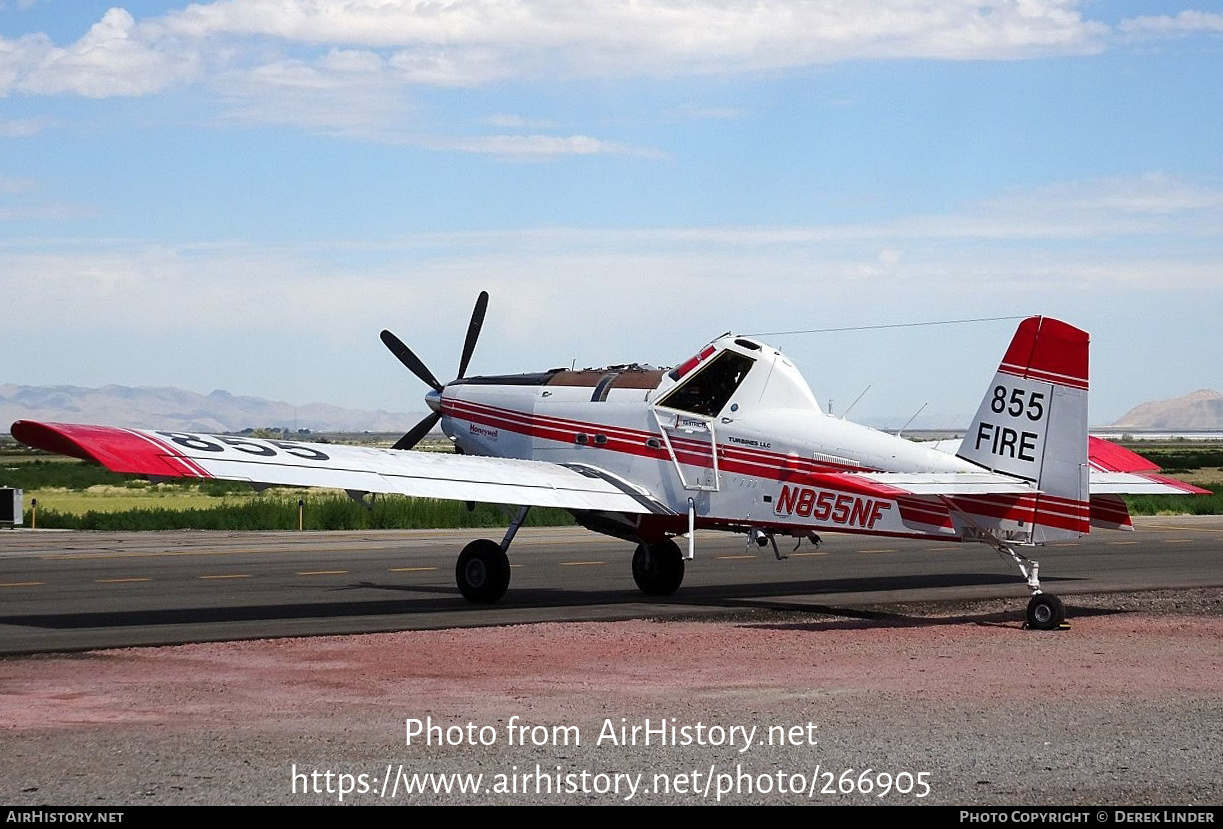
381,291,489,451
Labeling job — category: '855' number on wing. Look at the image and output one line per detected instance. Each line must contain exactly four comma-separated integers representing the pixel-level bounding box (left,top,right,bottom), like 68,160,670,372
155,432,330,461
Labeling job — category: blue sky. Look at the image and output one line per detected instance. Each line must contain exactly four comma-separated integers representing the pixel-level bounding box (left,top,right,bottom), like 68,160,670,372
2,0,1221,427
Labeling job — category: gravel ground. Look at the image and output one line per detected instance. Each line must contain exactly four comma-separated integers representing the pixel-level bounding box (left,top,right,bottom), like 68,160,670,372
1,589,1221,806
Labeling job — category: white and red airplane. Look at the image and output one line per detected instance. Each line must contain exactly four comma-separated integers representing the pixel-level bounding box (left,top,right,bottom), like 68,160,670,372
10,294,1206,629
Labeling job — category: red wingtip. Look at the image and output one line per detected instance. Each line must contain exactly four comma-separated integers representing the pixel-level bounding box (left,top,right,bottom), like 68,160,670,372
999,316,1089,390
10,421,199,478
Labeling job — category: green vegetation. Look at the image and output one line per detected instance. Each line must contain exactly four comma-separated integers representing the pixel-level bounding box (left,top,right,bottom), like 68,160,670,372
1,459,209,491
1124,486,1223,517
25,494,575,531
1124,446,1223,475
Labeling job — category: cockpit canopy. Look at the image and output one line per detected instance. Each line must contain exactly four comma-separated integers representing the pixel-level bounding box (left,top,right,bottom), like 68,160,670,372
655,349,756,417
655,335,822,418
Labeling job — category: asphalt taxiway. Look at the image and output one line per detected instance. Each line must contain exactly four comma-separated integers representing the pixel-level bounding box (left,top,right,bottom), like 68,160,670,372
2,516,1221,653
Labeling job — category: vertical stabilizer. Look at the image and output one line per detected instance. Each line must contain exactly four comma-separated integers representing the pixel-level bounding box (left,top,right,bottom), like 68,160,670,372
956,317,1090,542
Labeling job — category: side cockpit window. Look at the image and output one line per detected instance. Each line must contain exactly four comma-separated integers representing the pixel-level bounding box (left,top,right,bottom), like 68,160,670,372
656,350,755,417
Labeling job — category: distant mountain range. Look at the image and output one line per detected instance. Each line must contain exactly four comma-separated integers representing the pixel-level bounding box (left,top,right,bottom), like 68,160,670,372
0,384,419,434
1112,389,1223,430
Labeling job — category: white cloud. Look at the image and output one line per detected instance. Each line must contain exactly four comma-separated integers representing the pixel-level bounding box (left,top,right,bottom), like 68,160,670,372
1119,10,1223,38
481,113,559,129
4,171,1220,416
0,176,34,194
9,8,201,97
419,133,665,159
666,104,748,121
3,173,1217,317
967,174,1223,238
0,115,54,136
1,1,1116,103
156,0,1109,67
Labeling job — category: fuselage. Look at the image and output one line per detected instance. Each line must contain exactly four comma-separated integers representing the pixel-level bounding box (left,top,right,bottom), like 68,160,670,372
435,335,977,544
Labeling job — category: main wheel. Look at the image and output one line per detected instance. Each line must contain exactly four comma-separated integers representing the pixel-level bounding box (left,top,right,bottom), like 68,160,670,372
632,539,685,596
1025,593,1065,630
455,539,511,604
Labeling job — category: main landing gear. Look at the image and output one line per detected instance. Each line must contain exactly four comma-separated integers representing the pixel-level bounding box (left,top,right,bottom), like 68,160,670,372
632,539,685,596
453,505,530,604
995,542,1067,631
451,506,690,604
455,539,511,603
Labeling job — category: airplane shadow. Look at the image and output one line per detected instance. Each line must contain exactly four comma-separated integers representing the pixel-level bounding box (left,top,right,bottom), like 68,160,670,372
742,603,1124,632
0,572,1088,632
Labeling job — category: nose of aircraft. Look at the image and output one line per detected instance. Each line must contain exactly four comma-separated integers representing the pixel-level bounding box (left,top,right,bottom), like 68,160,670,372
425,388,442,414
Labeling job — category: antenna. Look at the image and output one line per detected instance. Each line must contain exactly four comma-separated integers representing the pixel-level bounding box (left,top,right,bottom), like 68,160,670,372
839,385,871,420
895,402,929,438
747,315,1027,338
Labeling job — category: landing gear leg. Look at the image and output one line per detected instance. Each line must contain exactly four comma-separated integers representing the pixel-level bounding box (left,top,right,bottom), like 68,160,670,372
454,505,529,604
995,543,1066,631
632,538,685,596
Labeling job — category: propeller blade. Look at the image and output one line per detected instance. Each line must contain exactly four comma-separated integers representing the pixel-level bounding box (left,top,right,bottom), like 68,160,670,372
456,290,488,380
392,411,441,451
380,329,444,392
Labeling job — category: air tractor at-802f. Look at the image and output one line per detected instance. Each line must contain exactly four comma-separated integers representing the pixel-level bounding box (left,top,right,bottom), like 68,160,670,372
12,293,1205,630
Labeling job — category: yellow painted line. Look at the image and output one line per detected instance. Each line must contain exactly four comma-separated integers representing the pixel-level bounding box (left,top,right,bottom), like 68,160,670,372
927,546,960,551
716,554,757,560
858,549,896,554
560,561,605,566
0,581,44,587
1108,541,1140,546
47,549,271,561
1162,539,1193,544
297,570,348,576
790,551,827,557
1145,524,1223,534
95,578,152,583
42,531,616,562
198,574,252,580
389,566,439,572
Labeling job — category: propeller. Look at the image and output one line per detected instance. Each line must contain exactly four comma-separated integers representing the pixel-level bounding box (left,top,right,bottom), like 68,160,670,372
380,330,443,393
382,291,489,450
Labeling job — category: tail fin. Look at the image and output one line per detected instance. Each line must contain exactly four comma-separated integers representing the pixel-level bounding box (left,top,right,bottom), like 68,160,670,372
956,317,1090,542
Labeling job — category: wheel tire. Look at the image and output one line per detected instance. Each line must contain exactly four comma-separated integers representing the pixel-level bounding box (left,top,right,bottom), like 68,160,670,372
455,539,511,604
632,539,685,596
1026,593,1065,631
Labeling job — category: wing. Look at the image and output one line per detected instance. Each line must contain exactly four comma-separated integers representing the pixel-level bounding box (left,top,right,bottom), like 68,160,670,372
9,421,673,515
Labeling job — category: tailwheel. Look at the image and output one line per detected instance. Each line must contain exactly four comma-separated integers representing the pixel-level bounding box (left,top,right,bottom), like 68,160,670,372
1025,593,1066,631
456,539,511,604
632,539,685,596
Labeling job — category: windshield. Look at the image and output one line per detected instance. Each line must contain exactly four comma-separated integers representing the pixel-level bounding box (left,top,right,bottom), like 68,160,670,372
656,350,755,417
